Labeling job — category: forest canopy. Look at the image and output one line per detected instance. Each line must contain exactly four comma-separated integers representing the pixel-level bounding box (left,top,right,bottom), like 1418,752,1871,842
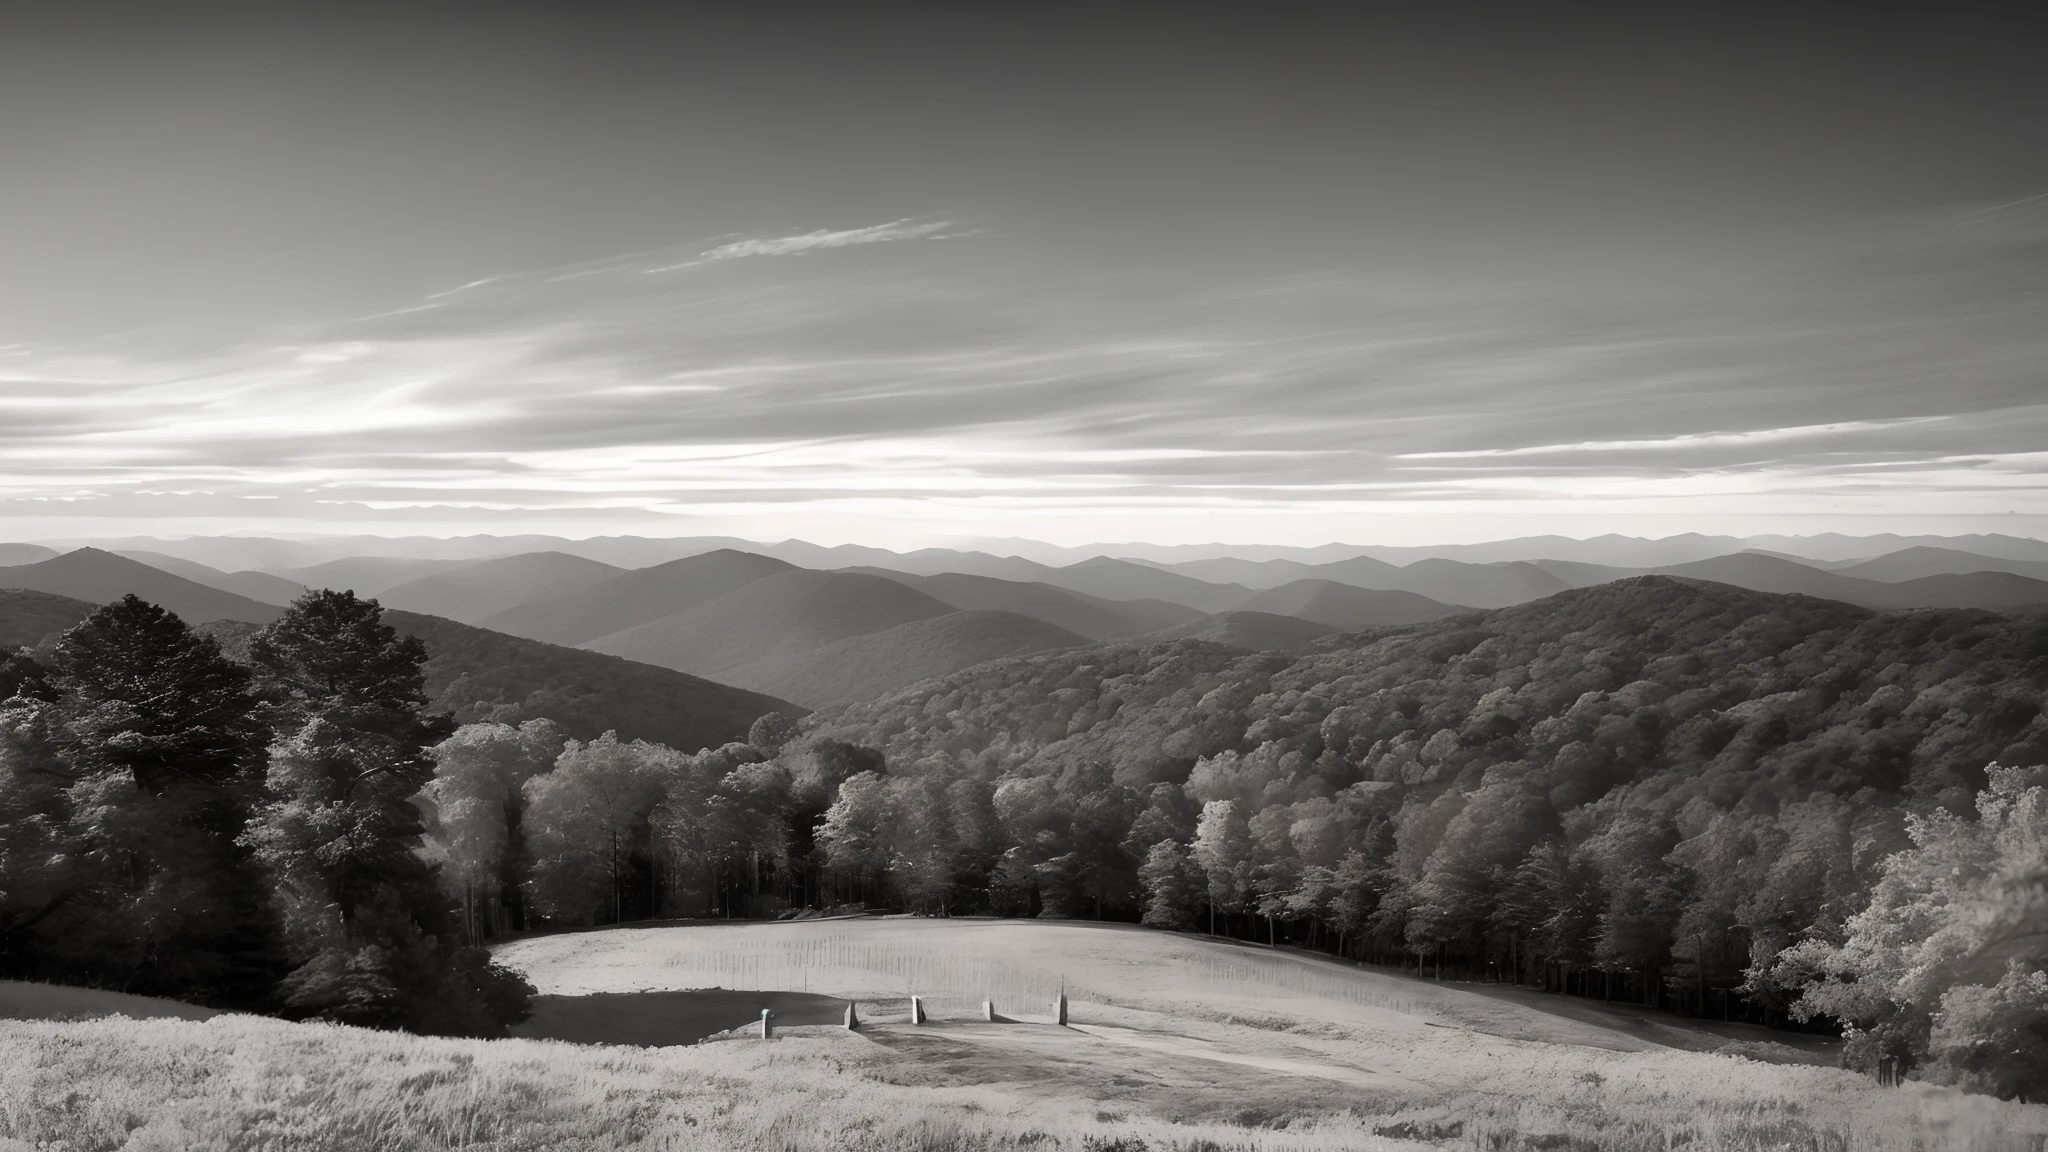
2,576,2043,1095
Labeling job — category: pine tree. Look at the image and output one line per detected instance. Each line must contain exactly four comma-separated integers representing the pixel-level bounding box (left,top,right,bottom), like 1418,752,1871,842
242,590,530,1035
44,596,281,1006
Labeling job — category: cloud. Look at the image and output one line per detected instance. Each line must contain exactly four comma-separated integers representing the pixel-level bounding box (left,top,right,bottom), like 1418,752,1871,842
646,219,961,273
1396,419,1948,459
1,198,2045,544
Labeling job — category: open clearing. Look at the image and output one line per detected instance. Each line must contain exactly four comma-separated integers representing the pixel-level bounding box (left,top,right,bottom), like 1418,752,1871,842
3,919,2042,1151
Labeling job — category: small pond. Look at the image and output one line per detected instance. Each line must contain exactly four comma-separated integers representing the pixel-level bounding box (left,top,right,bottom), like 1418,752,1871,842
510,989,853,1047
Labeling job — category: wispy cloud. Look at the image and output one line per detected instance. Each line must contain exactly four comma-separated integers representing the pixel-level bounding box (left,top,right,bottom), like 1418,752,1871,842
1396,418,1948,459
646,219,962,273
1,199,2045,543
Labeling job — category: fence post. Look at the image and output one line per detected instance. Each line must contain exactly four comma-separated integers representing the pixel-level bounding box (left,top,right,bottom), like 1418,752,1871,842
844,1000,860,1030
984,999,996,1022
1054,991,1068,1026
759,1008,772,1040
910,995,926,1024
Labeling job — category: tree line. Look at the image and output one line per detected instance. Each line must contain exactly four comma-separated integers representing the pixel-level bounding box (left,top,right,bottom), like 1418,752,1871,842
2,577,2041,1097
0,592,532,1035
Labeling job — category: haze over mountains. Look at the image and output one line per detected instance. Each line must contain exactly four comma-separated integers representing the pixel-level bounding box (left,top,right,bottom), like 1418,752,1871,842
6,531,2048,716
41,529,2048,573
0,586,793,752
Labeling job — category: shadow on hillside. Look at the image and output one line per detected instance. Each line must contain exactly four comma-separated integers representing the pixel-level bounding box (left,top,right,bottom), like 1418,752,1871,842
511,989,851,1047
1451,982,1840,1063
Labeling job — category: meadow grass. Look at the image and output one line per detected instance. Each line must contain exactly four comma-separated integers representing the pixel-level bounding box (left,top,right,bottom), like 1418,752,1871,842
4,919,2043,1151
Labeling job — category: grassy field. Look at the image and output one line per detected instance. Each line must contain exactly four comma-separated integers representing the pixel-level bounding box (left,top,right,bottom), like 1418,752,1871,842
3,918,2043,1151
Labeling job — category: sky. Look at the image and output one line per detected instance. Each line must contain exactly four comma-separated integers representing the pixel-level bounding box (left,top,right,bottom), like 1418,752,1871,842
1,6,2045,548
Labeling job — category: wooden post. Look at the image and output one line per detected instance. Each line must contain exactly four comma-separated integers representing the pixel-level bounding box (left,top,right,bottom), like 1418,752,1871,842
910,995,926,1024
1054,991,1068,1026
758,1008,772,1040
843,1000,859,1030
984,999,996,1021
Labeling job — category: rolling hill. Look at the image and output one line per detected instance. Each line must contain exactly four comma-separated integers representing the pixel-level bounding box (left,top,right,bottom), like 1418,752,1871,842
1039,557,1254,613
201,609,799,752
1140,609,1337,653
0,589,97,650
377,551,625,624
851,569,1167,640
1877,571,2048,611
1058,589,1206,633
1834,545,2048,584
1237,579,1468,628
1145,553,1408,590
114,550,306,605
1148,554,1570,608
744,609,1089,707
1659,553,2048,611
1528,551,2048,612
580,569,955,685
1369,558,1571,609
480,549,795,646
1528,559,1636,588
0,549,282,624
0,544,58,566
267,556,480,598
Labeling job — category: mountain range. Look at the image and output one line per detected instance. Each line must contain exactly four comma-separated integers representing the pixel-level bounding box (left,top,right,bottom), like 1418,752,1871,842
8,532,2048,725
43,529,2048,574
0,580,792,751
0,549,282,624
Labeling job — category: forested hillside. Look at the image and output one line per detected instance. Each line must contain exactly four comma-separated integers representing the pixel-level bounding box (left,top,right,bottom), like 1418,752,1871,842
781,578,2047,1078
1,593,535,1036
203,610,796,752
6,575,2043,1095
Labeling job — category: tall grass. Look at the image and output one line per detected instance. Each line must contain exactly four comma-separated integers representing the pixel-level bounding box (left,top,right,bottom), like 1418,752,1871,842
0,1013,1419,1152
3,1011,2043,1152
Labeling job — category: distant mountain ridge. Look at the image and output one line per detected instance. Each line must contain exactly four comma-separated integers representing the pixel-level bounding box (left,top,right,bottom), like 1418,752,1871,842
482,548,798,646
0,549,281,624
0,589,98,651
196,608,799,753
376,552,624,624
19,528,2048,575
1237,580,1468,628
1140,609,1337,654
0,544,58,567
849,569,1163,639
113,550,306,606
581,569,956,683
746,609,1088,708
1834,546,2048,584
268,556,479,598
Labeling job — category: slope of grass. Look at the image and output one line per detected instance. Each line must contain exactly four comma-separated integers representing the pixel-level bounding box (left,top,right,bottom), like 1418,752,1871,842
487,919,2041,1151
5,919,2039,1151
